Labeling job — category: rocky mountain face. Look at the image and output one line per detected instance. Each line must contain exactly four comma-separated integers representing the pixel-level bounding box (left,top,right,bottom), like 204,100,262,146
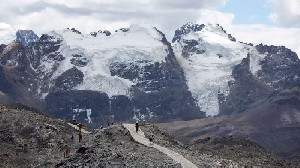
219,45,300,115
16,30,39,46
0,25,204,128
0,23,299,123
172,22,299,117
256,44,300,90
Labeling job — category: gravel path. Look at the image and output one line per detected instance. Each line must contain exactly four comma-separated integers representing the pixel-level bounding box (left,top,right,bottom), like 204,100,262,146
123,124,198,168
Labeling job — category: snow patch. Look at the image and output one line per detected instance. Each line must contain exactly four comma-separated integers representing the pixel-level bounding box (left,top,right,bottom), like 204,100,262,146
72,108,93,123
86,109,92,124
0,91,5,96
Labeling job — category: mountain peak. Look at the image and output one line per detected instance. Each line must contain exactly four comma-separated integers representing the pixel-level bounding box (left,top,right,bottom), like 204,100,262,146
172,22,205,43
16,30,39,46
172,23,236,43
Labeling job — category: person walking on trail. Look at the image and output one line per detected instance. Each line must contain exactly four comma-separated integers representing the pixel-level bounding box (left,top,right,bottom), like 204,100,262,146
135,121,139,133
64,148,70,158
71,135,74,143
79,132,82,142
77,123,84,142
149,134,154,145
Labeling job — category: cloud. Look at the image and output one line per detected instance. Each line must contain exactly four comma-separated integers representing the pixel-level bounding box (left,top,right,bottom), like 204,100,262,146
0,0,229,35
225,24,300,56
196,10,234,26
153,0,227,9
266,0,300,26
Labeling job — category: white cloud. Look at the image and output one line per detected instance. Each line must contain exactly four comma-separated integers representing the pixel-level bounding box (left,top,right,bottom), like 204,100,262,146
0,22,12,30
196,10,234,26
225,24,300,56
0,0,228,35
266,0,300,26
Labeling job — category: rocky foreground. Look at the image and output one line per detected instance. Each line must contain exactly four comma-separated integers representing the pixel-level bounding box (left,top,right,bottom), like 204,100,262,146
0,105,297,167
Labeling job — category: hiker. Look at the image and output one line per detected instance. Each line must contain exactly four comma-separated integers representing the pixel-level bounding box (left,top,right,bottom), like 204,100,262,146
135,121,139,133
77,123,84,142
71,135,74,143
149,134,154,145
77,123,84,131
23,144,28,153
79,132,82,142
64,148,70,158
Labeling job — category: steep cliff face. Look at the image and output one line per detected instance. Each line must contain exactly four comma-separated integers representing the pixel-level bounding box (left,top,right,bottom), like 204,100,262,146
218,54,273,115
255,44,300,89
218,44,300,115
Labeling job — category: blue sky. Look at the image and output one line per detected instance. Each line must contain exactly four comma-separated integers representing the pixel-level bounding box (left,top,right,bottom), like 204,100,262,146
219,0,273,25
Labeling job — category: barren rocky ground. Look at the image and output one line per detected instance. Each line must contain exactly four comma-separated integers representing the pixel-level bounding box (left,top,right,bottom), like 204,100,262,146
0,104,297,167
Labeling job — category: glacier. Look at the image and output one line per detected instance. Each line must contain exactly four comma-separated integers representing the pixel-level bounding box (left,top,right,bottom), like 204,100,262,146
173,23,267,116
40,24,168,98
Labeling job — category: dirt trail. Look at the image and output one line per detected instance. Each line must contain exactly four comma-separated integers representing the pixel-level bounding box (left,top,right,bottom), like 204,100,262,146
123,124,198,168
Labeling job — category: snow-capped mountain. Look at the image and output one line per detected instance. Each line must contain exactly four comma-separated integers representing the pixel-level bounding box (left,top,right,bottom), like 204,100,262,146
44,25,167,98
172,22,299,116
0,24,203,127
0,23,299,127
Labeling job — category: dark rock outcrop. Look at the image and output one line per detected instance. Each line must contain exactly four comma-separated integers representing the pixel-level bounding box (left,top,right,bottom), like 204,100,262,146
16,30,39,46
45,90,110,128
90,32,97,37
103,30,111,36
70,54,88,67
219,43,300,116
256,44,300,90
116,28,130,32
172,23,205,43
219,54,273,115
53,67,84,92
181,39,205,58
69,28,82,34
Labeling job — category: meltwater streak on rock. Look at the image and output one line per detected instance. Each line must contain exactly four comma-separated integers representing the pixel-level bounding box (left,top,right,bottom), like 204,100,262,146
123,124,198,168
